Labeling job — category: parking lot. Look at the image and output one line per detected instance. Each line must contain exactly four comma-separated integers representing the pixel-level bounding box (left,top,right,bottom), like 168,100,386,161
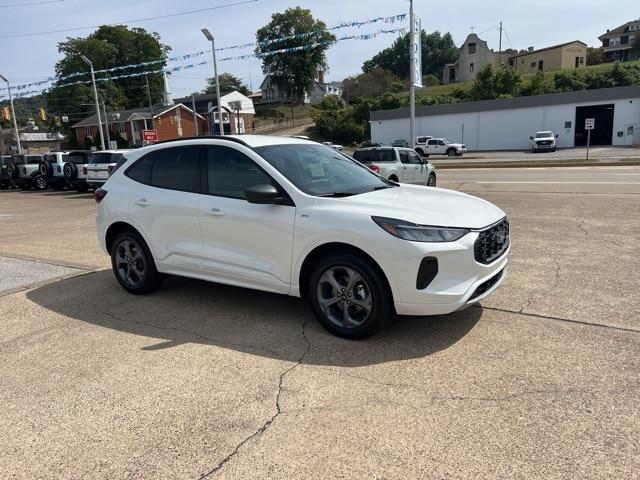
1,166,639,479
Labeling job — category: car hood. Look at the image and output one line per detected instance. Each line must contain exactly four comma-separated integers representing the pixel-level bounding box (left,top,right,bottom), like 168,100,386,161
321,184,505,229
448,143,464,148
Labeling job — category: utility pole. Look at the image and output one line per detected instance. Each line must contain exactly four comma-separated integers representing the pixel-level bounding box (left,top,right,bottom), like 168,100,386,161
202,28,225,136
80,55,105,150
409,0,416,149
192,95,198,136
498,21,503,68
145,75,154,129
0,73,22,154
102,100,111,148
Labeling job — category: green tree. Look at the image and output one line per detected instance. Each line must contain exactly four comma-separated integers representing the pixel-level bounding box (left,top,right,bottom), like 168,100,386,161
469,64,496,100
586,47,603,66
554,71,587,92
362,31,457,80
204,73,250,96
45,26,170,138
493,67,523,97
256,7,336,101
342,69,399,103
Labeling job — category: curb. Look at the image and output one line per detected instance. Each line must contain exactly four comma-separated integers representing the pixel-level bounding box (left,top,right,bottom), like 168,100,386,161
431,158,640,169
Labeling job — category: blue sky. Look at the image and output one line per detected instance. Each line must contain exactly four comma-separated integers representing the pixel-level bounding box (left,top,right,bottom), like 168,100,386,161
0,0,636,96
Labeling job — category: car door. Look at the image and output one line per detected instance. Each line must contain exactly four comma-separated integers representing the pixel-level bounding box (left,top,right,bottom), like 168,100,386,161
397,150,415,183
126,146,203,274
425,139,438,155
198,145,296,294
407,150,426,183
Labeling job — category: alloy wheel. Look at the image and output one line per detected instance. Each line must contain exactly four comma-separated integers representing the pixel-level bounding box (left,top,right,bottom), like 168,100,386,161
115,239,146,288
316,265,372,329
35,176,47,190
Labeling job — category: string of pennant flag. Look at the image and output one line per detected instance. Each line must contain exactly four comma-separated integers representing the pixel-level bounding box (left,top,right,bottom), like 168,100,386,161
2,26,407,100
2,13,407,94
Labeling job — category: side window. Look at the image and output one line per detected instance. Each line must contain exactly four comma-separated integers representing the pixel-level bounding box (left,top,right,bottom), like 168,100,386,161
399,151,410,164
439,140,446,146
126,155,154,185
427,140,437,146
206,146,273,200
408,151,422,164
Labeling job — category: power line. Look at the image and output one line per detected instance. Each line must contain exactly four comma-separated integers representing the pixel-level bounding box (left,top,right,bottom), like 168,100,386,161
0,0,258,39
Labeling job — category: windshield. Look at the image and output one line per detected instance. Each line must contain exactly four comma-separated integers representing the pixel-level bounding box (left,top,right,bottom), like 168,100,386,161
536,132,553,138
90,152,126,164
255,144,391,197
353,149,396,163
441,138,451,144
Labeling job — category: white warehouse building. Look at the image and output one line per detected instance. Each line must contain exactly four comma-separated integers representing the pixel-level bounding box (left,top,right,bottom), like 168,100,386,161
370,86,640,151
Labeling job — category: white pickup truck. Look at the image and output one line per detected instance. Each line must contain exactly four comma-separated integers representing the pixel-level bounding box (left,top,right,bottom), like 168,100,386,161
420,138,466,157
353,147,437,186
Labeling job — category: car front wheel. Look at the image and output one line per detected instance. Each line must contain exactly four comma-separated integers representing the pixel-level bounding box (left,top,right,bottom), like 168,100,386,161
427,173,436,187
308,254,392,339
111,231,163,295
447,149,456,157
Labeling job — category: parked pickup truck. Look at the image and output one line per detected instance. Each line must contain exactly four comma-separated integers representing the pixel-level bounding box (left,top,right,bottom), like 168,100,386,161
86,150,130,189
414,136,433,156
530,131,558,152
11,154,47,190
353,146,437,186
420,138,466,157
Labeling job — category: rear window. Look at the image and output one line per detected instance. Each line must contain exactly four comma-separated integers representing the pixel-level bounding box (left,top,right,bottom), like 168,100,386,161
67,152,90,164
90,152,125,164
44,154,67,163
353,149,396,163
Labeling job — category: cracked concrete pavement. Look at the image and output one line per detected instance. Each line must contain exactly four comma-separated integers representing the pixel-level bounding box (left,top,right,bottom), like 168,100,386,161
1,166,639,479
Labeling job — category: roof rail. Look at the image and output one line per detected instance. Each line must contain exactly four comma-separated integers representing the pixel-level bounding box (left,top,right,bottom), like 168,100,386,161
152,135,252,148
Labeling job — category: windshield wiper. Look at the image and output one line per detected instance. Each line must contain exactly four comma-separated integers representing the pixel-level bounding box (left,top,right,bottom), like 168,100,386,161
316,191,357,198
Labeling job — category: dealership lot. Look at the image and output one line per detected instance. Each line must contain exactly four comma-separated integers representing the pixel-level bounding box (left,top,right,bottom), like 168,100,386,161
1,167,639,478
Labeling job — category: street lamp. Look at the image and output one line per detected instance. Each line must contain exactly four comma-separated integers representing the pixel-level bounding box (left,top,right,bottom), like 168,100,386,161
0,73,22,154
79,54,106,150
201,28,225,136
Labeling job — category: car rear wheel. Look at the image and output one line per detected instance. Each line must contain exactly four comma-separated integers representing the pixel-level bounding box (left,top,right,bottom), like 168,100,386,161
308,254,392,339
427,173,436,187
33,174,47,190
111,231,163,295
447,148,456,157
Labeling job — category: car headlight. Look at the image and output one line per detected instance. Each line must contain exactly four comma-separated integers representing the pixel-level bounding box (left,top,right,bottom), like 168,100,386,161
372,216,469,242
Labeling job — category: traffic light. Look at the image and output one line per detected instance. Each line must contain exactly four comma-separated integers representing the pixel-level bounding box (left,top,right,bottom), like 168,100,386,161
1,106,9,121
54,116,61,126
39,107,47,121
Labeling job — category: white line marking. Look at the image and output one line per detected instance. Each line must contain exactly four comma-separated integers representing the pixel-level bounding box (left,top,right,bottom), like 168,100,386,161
473,181,640,184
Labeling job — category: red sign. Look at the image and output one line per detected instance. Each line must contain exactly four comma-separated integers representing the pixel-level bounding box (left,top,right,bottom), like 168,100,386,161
142,129,159,142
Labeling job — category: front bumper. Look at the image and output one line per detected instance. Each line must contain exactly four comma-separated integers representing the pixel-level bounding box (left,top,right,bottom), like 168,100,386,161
534,143,555,150
380,230,509,316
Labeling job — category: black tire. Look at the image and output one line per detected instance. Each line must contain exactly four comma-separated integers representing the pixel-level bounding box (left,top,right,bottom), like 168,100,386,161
388,175,398,183
308,253,393,339
39,161,52,177
446,148,456,157
33,174,47,190
427,172,436,187
63,162,78,180
111,230,163,295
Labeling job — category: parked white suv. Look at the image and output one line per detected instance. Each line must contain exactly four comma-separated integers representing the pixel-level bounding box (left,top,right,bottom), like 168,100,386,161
86,150,130,189
353,147,436,186
530,131,558,152
96,136,509,339
421,138,466,157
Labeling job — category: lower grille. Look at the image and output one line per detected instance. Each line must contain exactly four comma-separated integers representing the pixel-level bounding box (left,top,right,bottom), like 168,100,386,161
474,218,510,264
537,140,552,146
469,269,504,302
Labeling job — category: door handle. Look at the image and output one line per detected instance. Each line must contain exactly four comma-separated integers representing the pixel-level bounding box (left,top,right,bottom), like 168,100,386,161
402,166,407,170
134,199,150,207
207,208,225,217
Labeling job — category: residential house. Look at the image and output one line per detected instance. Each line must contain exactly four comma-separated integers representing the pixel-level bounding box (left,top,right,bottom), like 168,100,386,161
508,41,587,73
72,103,206,148
18,127,64,153
258,73,343,104
599,19,640,62
174,90,256,135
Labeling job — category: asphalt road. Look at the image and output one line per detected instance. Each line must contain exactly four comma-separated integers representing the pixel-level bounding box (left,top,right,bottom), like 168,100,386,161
1,168,639,479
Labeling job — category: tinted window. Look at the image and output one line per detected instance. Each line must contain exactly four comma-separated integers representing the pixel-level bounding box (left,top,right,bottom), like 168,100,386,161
150,147,201,192
407,151,422,164
353,149,396,163
126,155,153,185
206,146,273,199
67,152,90,164
90,152,125,164
399,151,409,164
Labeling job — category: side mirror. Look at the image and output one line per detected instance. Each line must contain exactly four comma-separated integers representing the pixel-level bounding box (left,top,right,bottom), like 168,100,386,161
555,134,559,138
529,136,534,140
245,184,283,204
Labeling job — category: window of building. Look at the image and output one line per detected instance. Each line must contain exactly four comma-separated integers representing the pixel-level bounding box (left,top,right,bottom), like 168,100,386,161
621,35,629,45
538,60,544,71
470,62,474,73
468,43,477,54
147,146,201,193
84,127,92,137
205,146,274,200
579,56,584,65
602,38,610,47
530,61,536,68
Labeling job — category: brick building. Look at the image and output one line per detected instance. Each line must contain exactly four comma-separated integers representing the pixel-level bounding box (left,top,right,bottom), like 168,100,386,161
174,90,256,135
72,103,207,148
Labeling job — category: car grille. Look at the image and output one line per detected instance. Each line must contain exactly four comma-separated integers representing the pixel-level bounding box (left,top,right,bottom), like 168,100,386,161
474,218,510,264
537,140,552,146
469,269,504,302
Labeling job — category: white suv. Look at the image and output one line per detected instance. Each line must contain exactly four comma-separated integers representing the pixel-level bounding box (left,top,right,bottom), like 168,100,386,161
353,147,436,186
86,150,130,189
96,136,509,339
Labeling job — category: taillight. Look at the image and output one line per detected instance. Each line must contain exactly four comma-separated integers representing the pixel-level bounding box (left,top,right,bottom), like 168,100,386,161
94,188,107,203
82,166,88,175
107,164,115,175
368,164,380,173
